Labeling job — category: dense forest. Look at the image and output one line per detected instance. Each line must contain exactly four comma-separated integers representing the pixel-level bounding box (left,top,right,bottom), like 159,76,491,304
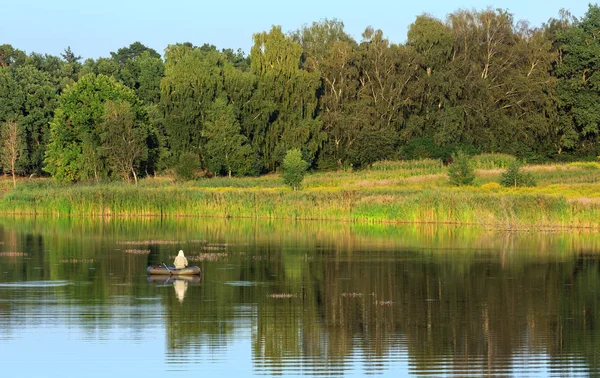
1,5,600,182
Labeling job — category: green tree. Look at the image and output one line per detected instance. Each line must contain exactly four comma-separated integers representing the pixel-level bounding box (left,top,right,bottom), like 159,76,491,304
99,100,149,184
1,119,24,187
161,44,225,165
294,20,361,170
0,44,26,68
204,98,251,177
447,150,475,186
250,26,325,170
554,5,600,156
281,149,309,190
500,159,536,187
44,74,150,182
0,64,59,175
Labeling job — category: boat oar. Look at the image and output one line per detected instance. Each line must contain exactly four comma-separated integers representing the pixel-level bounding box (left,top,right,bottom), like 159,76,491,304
162,262,172,276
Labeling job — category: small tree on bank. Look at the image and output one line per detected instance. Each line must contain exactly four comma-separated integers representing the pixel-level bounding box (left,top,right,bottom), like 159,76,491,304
281,149,309,190
447,150,475,186
500,159,536,187
1,120,24,188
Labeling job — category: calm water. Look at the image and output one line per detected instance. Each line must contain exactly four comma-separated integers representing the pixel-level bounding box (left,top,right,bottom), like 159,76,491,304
0,217,599,377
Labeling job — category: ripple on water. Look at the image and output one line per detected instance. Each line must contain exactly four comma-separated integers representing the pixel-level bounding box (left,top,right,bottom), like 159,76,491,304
0,280,71,288
224,281,255,287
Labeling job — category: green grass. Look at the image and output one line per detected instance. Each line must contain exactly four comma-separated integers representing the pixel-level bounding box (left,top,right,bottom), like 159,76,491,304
2,158,600,229
472,153,517,169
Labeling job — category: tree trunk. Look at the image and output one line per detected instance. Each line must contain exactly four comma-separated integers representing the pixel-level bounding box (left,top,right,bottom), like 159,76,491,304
131,167,138,186
11,159,16,188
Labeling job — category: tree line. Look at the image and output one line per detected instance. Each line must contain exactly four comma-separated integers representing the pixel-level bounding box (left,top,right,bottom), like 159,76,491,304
1,5,600,183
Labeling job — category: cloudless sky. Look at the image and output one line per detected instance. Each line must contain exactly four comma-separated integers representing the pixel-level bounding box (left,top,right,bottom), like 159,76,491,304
2,0,592,59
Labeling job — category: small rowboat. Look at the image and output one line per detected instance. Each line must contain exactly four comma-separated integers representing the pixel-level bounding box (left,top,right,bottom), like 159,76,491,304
147,265,201,275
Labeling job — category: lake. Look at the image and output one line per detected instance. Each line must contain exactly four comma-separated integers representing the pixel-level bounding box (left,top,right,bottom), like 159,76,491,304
0,216,598,377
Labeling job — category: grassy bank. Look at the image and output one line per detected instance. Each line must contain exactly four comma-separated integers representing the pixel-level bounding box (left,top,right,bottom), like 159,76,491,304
2,157,600,229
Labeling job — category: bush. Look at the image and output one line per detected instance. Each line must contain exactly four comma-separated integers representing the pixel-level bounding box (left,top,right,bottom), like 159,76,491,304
281,149,309,190
175,153,200,181
500,160,536,187
447,150,475,186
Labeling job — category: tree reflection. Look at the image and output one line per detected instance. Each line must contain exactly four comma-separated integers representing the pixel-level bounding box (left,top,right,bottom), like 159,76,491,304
0,216,599,375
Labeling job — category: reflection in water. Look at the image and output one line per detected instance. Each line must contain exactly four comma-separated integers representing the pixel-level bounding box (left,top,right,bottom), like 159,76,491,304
173,279,188,303
0,216,599,377
148,275,200,303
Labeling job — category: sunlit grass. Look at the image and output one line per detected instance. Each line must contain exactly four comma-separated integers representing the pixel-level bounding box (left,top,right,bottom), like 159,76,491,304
2,158,600,229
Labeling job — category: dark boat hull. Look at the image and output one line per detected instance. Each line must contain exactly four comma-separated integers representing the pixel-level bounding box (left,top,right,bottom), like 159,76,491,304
146,265,201,275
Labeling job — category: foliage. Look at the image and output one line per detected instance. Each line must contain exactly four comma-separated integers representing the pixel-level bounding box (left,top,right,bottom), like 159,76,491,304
0,119,25,187
3,5,600,183
281,149,309,190
447,151,475,186
250,26,325,170
472,153,517,169
44,74,151,183
99,100,149,184
500,160,536,187
175,152,200,181
203,98,252,177
554,5,600,154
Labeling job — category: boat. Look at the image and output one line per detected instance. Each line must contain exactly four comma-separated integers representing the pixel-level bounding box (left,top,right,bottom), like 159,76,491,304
146,265,201,275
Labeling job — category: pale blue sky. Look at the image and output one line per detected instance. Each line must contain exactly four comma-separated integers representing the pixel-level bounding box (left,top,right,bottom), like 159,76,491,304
2,0,592,59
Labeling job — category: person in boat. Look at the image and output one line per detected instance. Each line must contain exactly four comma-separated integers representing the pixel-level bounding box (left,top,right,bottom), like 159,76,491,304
174,250,188,269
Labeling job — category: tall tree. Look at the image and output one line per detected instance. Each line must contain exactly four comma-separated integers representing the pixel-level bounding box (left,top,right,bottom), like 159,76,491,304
0,45,26,68
203,98,252,177
294,19,360,169
0,65,58,174
250,26,325,170
160,44,225,165
554,4,600,156
61,46,81,64
99,100,149,184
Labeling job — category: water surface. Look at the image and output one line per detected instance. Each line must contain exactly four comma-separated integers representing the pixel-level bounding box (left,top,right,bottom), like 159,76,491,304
0,217,598,377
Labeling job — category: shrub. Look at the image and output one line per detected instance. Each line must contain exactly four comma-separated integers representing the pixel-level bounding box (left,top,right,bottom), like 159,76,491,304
500,160,536,187
281,149,309,190
175,153,200,181
447,150,475,186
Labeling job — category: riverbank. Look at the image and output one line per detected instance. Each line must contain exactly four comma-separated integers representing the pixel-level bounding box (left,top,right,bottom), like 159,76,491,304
2,158,600,229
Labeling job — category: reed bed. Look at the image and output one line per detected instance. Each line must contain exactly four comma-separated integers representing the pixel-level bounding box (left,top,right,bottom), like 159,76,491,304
123,249,151,254
60,258,96,263
0,252,28,257
117,240,179,245
2,159,600,229
184,253,228,262
268,293,297,299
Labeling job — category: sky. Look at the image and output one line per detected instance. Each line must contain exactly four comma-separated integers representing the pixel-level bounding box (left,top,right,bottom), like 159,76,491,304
2,0,592,59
